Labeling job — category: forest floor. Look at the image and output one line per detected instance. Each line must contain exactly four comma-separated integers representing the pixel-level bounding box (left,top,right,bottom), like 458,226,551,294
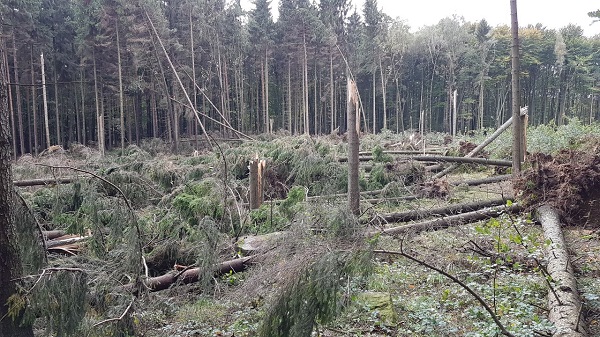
12,122,600,337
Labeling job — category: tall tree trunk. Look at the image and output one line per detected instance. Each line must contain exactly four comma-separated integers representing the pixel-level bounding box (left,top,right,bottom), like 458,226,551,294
5,50,16,159
264,48,269,133
30,46,38,155
287,57,292,133
116,21,125,151
0,44,35,337
151,83,158,138
372,69,376,134
80,68,86,145
329,51,335,133
93,52,104,156
53,68,60,146
12,31,24,156
41,53,50,148
313,66,318,134
510,0,522,175
478,72,485,129
379,56,387,131
303,33,309,135
260,59,265,133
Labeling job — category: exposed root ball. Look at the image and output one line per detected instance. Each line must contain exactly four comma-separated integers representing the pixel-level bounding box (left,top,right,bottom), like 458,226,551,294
515,149,600,225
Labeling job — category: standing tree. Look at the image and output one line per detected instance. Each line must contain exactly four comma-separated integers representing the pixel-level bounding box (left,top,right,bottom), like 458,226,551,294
510,0,522,174
0,42,34,337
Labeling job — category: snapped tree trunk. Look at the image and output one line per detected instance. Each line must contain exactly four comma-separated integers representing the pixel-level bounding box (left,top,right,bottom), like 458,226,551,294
537,205,588,337
347,77,360,216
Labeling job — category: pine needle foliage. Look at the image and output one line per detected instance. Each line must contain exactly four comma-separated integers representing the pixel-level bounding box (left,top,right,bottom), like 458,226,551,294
25,270,88,337
13,191,45,274
258,249,372,337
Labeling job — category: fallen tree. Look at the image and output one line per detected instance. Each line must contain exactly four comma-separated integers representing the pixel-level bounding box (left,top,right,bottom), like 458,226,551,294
368,203,521,237
343,155,512,167
432,116,515,179
373,197,509,224
537,205,588,337
123,256,255,293
14,176,80,187
450,174,511,187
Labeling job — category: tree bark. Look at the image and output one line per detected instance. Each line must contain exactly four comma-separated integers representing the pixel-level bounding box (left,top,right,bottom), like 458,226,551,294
0,45,35,337
537,205,588,337
12,31,24,156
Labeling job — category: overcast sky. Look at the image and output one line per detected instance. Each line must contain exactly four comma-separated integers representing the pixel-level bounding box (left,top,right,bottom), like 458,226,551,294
240,0,600,37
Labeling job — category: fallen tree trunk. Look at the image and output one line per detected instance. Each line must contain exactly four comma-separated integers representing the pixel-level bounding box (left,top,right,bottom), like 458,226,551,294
537,205,588,337
342,155,511,166
358,150,446,156
46,235,91,249
373,197,509,224
433,116,514,179
368,203,521,237
363,195,419,205
14,176,81,187
43,230,66,240
450,174,511,187
125,256,254,293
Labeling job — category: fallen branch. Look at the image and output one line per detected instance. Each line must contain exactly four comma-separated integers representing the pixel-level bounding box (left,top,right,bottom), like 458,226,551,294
537,205,588,337
373,197,509,224
369,203,521,236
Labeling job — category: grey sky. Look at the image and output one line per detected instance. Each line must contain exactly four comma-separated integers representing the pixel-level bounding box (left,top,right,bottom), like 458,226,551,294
239,0,600,37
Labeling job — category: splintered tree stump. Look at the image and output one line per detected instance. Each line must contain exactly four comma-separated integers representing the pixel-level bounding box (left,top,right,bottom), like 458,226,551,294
249,157,266,209
537,205,588,337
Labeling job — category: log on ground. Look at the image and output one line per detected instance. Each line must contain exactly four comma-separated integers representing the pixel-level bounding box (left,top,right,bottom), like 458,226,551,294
369,204,521,237
125,256,255,293
537,205,588,337
374,197,510,224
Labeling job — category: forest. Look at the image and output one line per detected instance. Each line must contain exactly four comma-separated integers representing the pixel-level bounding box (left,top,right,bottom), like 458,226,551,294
2,0,600,336
1,0,599,156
